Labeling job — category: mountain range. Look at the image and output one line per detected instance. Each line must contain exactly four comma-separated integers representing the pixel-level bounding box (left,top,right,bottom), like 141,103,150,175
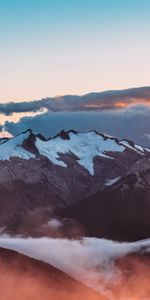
0,129,150,241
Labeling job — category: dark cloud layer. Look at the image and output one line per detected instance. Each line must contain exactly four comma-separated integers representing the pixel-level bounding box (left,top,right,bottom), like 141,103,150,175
1,86,150,146
0,86,150,114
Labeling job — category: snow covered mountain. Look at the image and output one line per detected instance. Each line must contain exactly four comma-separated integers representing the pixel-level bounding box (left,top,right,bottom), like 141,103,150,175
0,129,150,238
0,129,149,172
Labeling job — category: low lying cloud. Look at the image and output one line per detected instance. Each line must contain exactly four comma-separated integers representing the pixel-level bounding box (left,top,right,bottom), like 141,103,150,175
47,218,62,229
0,236,150,299
0,247,102,300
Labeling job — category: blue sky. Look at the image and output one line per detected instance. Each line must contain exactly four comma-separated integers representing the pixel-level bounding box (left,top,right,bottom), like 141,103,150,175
0,0,150,101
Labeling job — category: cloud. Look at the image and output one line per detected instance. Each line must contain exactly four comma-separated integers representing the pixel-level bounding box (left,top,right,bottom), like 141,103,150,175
4,105,150,147
0,237,150,299
0,86,150,146
0,108,47,126
47,219,62,229
0,86,150,114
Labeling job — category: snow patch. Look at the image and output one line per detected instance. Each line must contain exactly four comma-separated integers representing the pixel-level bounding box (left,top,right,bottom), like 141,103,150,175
36,132,125,175
120,140,143,154
134,144,144,152
105,177,120,186
0,132,35,161
144,147,150,153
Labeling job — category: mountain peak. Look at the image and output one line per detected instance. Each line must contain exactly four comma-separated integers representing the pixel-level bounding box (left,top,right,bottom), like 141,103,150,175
59,130,70,140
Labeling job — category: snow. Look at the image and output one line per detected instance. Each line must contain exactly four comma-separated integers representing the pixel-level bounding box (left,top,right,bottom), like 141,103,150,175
135,144,144,152
36,131,125,175
0,138,8,145
0,130,147,173
120,140,144,154
120,140,136,151
105,177,120,186
144,147,150,153
0,132,35,161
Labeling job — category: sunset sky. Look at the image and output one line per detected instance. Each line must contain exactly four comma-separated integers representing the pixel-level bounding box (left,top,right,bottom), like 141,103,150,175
0,0,150,102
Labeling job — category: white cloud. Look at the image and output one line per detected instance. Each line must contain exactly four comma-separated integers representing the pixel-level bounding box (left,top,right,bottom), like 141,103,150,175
0,236,150,298
48,218,62,229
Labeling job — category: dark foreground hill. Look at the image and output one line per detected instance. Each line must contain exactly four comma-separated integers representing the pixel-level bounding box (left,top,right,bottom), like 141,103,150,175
0,247,107,300
0,244,150,300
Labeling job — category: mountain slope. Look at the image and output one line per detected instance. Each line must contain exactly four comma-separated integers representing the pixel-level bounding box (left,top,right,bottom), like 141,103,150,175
60,170,150,241
0,247,107,300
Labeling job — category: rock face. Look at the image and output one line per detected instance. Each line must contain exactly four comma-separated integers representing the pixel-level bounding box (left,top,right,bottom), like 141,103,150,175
0,247,107,300
0,129,150,238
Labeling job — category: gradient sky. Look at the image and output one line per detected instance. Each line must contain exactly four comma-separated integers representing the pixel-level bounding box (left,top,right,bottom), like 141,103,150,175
0,0,150,102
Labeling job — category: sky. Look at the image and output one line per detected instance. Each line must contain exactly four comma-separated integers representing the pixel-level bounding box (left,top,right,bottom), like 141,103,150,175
0,0,150,102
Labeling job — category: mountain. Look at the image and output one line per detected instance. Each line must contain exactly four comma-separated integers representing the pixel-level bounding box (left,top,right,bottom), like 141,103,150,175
0,247,107,300
0,129,150,238
60,170,150,241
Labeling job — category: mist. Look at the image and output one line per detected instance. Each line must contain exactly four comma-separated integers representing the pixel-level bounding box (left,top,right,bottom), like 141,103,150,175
0,236,150,299
0,247,103,300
